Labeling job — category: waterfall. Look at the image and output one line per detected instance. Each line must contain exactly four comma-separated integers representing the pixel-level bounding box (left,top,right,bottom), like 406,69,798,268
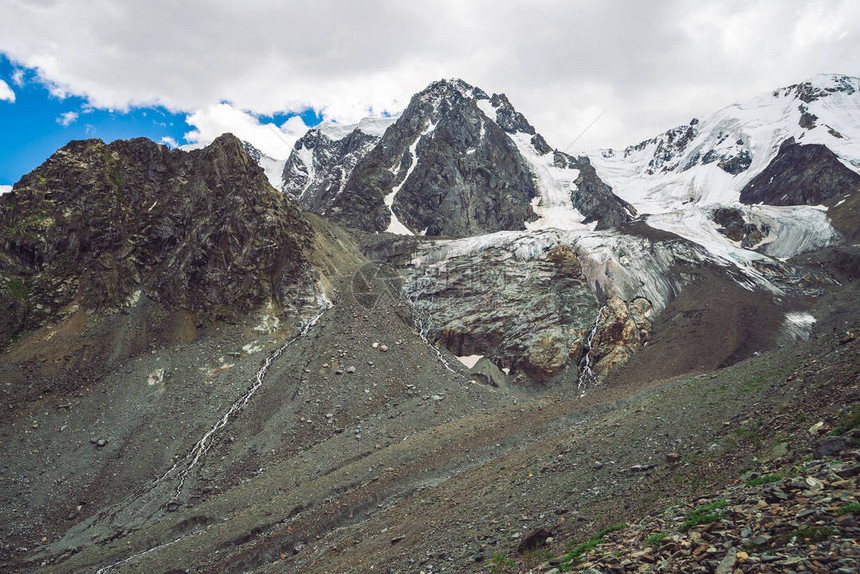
577,305,607,388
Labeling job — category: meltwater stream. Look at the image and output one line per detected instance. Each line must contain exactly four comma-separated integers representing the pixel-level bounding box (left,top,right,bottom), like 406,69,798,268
156,301,330,496
93,300,330,574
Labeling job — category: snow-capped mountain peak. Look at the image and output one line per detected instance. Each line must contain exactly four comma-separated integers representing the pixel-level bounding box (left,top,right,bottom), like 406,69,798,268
588,74,860,275
595,73,860,211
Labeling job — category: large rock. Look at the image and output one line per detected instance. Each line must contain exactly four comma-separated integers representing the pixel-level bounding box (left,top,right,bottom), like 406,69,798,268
588,296,653,375
0,134,317,347
740,137,860,206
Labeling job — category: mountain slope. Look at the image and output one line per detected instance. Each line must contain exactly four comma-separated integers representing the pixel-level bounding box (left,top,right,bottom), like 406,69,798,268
0,134,326,349
325,79,633,236
281,117,395,212
1,74,859,574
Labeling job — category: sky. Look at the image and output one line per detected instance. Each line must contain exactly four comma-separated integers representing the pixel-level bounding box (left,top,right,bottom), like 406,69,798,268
0,0,858,187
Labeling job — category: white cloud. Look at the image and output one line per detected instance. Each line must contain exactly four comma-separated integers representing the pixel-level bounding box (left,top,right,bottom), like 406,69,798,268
0,79,14,102
160,136,178,148
57,111,78,126
183,104,311,159
0,184,12,195
11,69,24,87
0,0,858,151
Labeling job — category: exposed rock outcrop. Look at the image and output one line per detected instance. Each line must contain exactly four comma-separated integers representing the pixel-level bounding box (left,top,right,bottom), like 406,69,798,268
0,134,318,347
569,155,638,229
282,126,382,212
740,138,860,206
584,296,653,376
711,207,765,248
330,79,539,236
405,240,599,383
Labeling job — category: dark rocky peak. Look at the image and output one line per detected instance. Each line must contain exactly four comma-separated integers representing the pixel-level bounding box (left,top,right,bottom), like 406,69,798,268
329,78,539,236
417,78,489,110
281,125,381,212
488,92,536,135
773,74,859,103
740,138,860,207
0,134,318,347
624,121,701,174
323,78,634,235
241,140,263,163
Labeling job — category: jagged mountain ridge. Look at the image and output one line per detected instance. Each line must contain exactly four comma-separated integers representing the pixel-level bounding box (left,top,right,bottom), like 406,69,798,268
285,78,634,237
0,134,328,349
280,118,394,212
588,73,860,275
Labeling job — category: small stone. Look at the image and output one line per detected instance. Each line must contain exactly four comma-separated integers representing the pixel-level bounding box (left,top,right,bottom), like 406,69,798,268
431,395,444,401
516,528,552,553
812,436,849,458
807,421,825,436
592,462,604,470
804,476,824,492
666,452,682,464
771,442,789,458
715,549,737,574
372,342,379,348
346,366,356,374
380,345,389,352
96,439,107,447
834,464,860,478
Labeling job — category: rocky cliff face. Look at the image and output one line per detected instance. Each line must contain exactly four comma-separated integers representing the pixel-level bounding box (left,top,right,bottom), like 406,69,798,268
405,240,599,383
282,125,383,212
396,225,744,385
329,79,539,236
740,137,860,206
0,134,318,347
322,79,632,236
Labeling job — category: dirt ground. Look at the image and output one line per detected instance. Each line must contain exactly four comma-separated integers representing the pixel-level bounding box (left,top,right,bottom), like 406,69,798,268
1,251,858,573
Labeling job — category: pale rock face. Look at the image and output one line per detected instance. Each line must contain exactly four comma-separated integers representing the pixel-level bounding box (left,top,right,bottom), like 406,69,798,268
590,297,653,375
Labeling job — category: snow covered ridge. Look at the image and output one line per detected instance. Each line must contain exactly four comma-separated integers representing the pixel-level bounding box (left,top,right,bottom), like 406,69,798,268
592,73,860,212
587,73,857,264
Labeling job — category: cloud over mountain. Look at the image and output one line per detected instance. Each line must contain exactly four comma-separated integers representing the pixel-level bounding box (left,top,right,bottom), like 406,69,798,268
0,0,857,150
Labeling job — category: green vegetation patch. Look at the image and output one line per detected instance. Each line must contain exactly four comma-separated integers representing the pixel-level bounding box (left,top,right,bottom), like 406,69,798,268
644,533,667,547
558,524,626,571
680,500,729,531
747,474,782,486
831,404,860,436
